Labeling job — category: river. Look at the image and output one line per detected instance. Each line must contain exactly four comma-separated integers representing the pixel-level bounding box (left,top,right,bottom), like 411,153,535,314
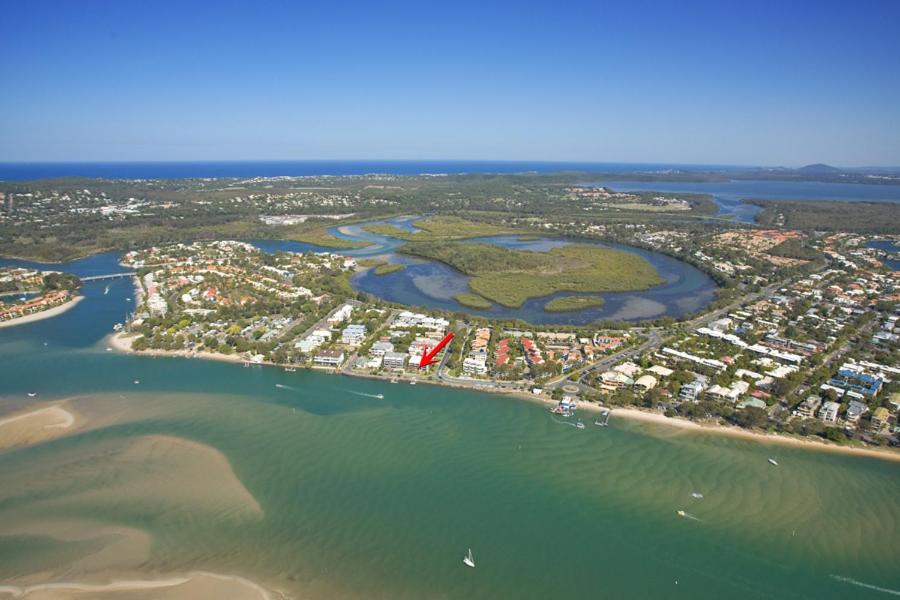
1,253,899,599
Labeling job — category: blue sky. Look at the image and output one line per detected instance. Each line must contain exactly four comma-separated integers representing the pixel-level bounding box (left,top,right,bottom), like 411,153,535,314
2,0,899,166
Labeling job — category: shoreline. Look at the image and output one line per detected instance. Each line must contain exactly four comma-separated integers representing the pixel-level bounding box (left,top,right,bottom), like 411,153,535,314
107,332,247,365
0,295,84,329
107,332,900,464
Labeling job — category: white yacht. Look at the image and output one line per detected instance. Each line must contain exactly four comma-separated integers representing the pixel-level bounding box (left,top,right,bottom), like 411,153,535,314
463,548,475,568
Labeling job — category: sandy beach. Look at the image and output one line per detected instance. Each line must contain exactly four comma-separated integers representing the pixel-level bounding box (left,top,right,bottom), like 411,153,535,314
0,403,80,450
0,296,84,329
608,406,900,463
107,332,246,364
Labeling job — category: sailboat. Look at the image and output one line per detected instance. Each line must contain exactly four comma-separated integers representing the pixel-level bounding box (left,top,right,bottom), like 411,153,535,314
463,548,475,568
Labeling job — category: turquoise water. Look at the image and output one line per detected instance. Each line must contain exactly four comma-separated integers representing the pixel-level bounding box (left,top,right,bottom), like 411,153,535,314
1,254,899,598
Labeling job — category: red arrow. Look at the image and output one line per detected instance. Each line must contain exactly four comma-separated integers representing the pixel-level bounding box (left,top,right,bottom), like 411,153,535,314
418,332,454,368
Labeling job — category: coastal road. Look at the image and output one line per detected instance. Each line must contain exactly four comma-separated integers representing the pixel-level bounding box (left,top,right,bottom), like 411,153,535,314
543,277,792,391
434,277,793,397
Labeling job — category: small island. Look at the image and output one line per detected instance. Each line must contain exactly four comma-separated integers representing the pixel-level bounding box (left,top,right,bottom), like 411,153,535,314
544,295,605,312
373,263,405,276
454,293,492,310
400,241,663,308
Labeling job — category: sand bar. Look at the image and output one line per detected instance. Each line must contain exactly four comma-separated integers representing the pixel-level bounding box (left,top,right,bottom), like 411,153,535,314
0,296,83,329
0,404,78,450
0,571,278,600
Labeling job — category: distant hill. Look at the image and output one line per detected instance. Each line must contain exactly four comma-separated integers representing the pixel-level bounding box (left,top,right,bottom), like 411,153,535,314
797,163,842,174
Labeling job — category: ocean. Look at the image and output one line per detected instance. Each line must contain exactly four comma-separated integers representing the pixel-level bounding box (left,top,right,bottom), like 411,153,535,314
0,160,758,181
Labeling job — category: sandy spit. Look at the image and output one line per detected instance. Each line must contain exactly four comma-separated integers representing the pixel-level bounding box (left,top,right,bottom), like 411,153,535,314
0,403,79,450
0,296,84,329
0,571,283,600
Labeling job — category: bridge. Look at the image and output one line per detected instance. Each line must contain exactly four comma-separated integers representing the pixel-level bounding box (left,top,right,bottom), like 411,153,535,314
81,272,135,282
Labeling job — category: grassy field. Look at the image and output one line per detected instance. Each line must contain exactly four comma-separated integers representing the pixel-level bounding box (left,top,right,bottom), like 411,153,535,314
453,293,493,309
373,263,406,275
363,215,519,241
543,296,605,312
402,241,663,308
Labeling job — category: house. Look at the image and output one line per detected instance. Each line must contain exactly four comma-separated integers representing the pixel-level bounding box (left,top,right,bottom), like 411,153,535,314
738,398,767,410
600,370,633,389
818,400,840,422
871,407,890,431
795,395,821,419
463,353,488,376
471,327,491,351
383,351,408,369
313,349,345,367
341,323,367,346
495,339,510,367
614,362,642,378
845,400,869,423
647,365,674,378
327,304,353,325
634,374,658,392
679,379,706,402
706,380,750,403
521,337,543,365
369,340,394,357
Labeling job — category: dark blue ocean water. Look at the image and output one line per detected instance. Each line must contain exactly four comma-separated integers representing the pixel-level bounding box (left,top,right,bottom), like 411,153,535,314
0,160,746,181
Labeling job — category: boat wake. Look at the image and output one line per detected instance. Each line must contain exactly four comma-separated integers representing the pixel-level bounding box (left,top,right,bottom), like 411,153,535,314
679,511,703,522
275,383,299,391
551,417,577,428
344,389,385,400
830,575,900,596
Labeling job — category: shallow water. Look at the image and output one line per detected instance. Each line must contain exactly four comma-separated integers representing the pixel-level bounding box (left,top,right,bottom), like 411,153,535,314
1,255,899,598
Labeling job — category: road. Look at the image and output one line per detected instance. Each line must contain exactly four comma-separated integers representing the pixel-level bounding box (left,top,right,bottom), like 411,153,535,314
432,277,793,397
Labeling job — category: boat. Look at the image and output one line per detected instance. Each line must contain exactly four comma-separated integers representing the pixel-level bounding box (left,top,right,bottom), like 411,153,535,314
677,510,687,517
373,393,385,399
27,392,36,397
106,347,112,352
575,420,585,430
133,380,140,385
768,458,779,466
390,378,398,384
410,380,416,385
284,367,296,372
104,285,110,295
691,492,704,499
463,548,475,568
594,409,610,427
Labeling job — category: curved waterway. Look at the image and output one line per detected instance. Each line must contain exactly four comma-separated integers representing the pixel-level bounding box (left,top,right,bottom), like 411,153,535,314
1,252,899,599
257,216,718,324
596,179,900,224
